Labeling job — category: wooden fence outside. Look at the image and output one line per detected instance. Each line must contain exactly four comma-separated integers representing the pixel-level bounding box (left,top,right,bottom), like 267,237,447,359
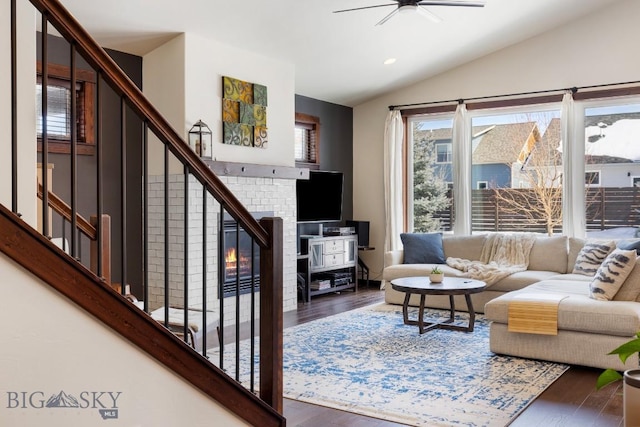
431,187,640,234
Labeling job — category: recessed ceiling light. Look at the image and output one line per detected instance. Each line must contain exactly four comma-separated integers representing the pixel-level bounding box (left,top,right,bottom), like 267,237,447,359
384,58,396,65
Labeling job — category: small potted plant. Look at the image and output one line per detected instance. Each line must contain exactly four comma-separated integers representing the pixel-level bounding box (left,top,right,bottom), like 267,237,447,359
429,266,444,283
597,332,640,426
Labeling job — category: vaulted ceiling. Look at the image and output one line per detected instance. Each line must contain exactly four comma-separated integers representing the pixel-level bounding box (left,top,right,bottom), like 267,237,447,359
59,0,622,107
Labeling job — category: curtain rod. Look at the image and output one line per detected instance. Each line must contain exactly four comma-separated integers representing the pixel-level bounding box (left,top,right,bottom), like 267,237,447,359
388,79,640,111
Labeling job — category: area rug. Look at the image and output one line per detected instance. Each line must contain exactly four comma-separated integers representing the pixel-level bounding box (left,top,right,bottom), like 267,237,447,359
210,304,568,426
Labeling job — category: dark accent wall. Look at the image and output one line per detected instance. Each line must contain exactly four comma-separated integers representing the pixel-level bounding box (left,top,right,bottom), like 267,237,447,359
295,94,353,236
37,34,143,293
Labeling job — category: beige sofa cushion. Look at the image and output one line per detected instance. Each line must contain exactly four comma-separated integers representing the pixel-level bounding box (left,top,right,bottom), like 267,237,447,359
490,270,561,292
614,258,640,302
528,235,568,273
383,263,464,282
567,237,586,273
485,280,640,337
443,234,486,261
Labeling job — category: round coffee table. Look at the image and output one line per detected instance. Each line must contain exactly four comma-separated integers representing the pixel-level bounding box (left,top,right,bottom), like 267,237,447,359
390,276,486,334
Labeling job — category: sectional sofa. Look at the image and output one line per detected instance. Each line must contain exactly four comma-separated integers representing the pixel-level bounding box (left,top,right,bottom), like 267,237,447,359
383,233,640,371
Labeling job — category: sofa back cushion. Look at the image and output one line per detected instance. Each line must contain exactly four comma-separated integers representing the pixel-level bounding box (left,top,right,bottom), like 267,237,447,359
528,235,568,273
443,234,486,261
614,257,640,301
567,237,586,273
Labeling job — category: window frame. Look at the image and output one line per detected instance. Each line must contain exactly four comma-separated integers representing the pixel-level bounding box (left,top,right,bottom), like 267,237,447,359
402,89,640,238
36,61,96,155
585,171,601,186
435,142,452,163
294,112,320,170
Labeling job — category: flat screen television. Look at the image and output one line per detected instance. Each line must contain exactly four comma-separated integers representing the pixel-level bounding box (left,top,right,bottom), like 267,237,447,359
296,170,344,222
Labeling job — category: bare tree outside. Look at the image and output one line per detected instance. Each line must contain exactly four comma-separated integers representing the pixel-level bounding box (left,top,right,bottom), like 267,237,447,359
487,112,563,235
412,122,451,232
495,119,562,236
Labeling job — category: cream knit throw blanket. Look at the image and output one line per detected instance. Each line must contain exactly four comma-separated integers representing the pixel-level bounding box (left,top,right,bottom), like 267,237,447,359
446,233,538,287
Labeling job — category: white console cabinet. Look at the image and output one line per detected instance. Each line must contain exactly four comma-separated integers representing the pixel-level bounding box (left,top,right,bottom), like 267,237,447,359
299,234,357,301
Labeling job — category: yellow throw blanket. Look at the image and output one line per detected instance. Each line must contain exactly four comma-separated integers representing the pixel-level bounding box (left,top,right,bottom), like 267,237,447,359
446,233,538,286
507,293,568,335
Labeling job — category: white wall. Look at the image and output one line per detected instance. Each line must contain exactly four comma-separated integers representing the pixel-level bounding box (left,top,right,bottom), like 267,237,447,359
0,253,248,427
0,1,36,227
143,34,186,174
183,32,296,166
353,0,640,279
144,32,295,168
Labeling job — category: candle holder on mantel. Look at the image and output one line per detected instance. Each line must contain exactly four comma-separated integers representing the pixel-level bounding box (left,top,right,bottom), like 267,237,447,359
188,119,212,159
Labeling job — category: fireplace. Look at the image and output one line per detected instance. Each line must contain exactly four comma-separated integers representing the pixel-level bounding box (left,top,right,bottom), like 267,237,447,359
220,211,272,298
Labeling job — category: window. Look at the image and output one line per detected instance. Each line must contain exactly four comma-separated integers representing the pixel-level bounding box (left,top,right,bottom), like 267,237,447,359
583,100,640,237
403,90,640,239
295,113,320,168
36,62,96,155
407,115,454,232
585,171,600,186
470,107,562,235
435,142,452,163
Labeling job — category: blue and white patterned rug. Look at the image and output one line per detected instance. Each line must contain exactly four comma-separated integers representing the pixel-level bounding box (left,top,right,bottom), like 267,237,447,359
212,303,568,427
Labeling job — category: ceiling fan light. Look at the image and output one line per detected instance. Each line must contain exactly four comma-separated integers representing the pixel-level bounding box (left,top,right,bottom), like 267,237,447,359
398,5,417,15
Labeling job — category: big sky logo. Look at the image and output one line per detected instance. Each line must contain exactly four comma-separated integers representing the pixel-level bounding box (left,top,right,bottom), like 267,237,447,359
6,390,122,420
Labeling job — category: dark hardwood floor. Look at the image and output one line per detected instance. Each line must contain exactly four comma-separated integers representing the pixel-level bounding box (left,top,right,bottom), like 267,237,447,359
282,286,624,427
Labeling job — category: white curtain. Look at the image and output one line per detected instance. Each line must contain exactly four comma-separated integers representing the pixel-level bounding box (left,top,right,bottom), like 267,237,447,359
561,91,584,237
452,103,471,235
383,109,404,254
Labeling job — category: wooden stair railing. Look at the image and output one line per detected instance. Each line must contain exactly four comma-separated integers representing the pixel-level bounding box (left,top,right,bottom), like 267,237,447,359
0,204,285,427
37,183,112,286
18,0,284,422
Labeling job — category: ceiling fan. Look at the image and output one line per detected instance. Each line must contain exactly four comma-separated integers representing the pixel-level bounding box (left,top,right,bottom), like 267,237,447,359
333,0,486,26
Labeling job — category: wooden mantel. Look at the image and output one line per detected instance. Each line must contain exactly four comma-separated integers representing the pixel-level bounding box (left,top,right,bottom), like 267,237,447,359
205,160,310,180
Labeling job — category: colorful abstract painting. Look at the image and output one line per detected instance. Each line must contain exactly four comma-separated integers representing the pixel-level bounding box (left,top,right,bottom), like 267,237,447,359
222,76,268,148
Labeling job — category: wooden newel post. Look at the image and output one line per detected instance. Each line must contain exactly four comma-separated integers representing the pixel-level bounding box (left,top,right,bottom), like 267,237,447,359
90,214,111,285
259,216,284,413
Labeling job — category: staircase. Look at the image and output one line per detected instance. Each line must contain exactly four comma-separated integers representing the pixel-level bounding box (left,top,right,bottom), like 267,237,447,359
1,0,285,425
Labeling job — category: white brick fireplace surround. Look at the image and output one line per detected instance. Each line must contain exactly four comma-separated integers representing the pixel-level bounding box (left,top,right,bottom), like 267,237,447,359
147,172,297,327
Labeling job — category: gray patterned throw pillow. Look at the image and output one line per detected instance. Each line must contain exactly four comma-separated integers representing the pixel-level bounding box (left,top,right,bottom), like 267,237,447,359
572,240,615,276
589,249,637,301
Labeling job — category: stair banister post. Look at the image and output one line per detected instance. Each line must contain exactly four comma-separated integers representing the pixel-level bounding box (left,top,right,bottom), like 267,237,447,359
259,217,284,413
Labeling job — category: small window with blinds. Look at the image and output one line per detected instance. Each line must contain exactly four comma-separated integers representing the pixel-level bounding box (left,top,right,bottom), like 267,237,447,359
36,62,96,155
295,113,320,169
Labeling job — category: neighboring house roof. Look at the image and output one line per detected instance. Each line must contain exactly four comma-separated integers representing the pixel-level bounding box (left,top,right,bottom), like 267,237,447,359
472,122,539,165
413,125,494,145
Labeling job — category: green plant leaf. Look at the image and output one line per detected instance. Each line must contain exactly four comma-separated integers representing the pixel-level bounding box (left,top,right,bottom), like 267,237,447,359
596,369,623,390
607,338,640,363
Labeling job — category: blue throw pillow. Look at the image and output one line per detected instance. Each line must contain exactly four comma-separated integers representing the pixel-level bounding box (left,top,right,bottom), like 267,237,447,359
617,239,640,255
400,233,445,264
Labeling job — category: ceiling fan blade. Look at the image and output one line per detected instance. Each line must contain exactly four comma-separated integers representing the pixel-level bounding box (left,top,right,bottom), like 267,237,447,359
333,4,396,13
416,5,442,22
375,8,400,26
417,0,485,7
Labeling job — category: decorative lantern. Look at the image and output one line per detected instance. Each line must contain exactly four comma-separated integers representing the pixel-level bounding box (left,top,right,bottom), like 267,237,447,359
188,120,212,159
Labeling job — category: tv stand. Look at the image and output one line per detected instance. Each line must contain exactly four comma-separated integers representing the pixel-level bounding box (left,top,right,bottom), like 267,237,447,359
298,234,357,302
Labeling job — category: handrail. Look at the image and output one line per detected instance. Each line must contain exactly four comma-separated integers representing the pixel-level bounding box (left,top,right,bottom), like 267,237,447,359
0,205,285,427
21,0,286,418
37,183,96,239
29,0,269,248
